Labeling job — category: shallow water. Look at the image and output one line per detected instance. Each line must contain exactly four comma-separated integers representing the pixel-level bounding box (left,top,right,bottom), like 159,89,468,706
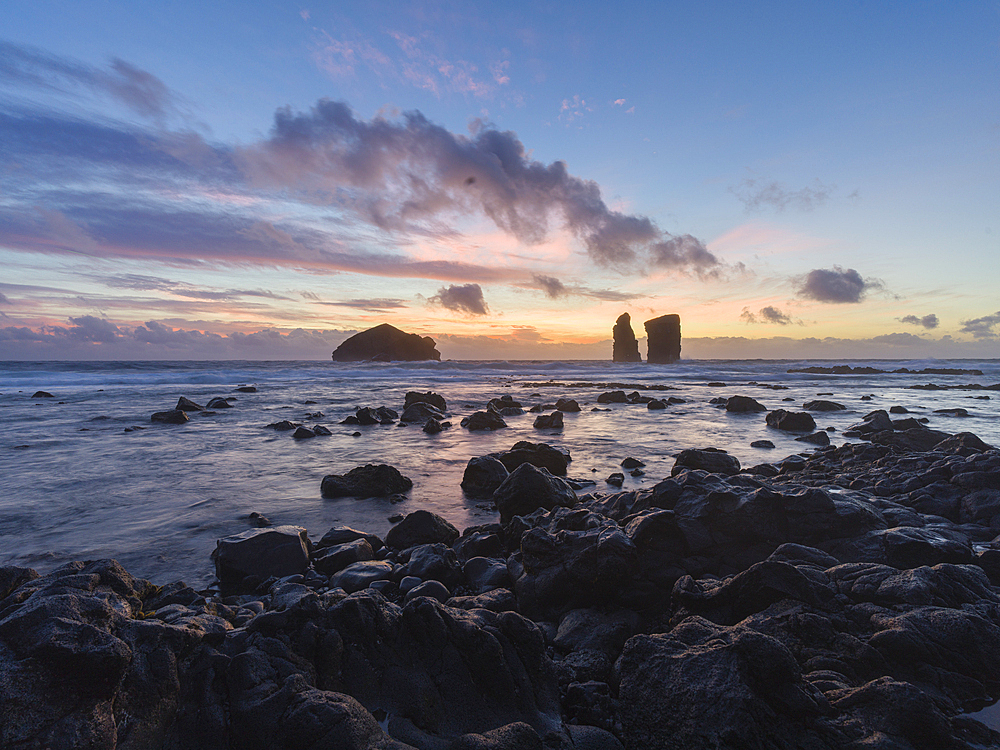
2,358,998,587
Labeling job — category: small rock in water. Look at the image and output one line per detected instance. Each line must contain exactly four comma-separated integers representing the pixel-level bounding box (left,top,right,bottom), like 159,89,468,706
795,431,831,446
312,424,332,436
621,457,646,468
533,412,564,429
292,426,315,439
248,511,271,527
321,464,413,498
175,396,204,411
151,409,188,424
647,399,667,409
890,405,909,414
267,420,299,431
751,439,775,449
606,473,625,487
234,385,257,393
206,397,233,409
31,391,53,398
556,398,581,412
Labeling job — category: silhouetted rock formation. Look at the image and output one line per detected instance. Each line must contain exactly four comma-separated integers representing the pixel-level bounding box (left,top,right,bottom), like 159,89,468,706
644,314,681,363
332,323,441,362
612,313,641,362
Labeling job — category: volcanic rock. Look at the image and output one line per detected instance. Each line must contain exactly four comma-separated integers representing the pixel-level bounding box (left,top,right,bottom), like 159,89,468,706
175,396,204,411
556,398,581,412
533,412,564,429
404,390,447,412
493,463,577,525
492,441,571,475
151,409,188,424
212,525,311,585
671,448,741,476
766,409,817,432
612,312,641,363
644,313,681,364
803,399,846,411
320,464,413,498
384,509,460,549
332,323,441,362
30,391,53,398
461,411,507,431
726,395,767,413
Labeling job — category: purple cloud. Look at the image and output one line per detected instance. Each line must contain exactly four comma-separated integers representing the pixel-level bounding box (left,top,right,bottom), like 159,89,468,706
898,313,939,329
797,267,882,304
430,283,489,315
740,306,796,325
731,176,834,212
960,311,1000,339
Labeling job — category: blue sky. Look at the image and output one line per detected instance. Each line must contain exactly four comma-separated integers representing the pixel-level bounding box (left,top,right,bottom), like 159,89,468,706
1,0,998,359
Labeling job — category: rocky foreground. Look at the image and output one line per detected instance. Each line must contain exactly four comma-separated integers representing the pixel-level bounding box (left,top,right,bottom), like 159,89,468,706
3,421,1000,748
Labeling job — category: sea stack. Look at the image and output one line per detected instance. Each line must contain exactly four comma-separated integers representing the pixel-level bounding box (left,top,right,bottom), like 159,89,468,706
612,313,642,363
332,323,441,362
644,314,681,363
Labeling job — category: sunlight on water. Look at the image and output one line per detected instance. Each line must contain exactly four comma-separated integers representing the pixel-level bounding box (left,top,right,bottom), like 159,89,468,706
1,358,998,586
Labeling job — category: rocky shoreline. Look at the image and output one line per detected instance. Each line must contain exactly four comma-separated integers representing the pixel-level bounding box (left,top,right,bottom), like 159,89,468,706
3,397,1000,748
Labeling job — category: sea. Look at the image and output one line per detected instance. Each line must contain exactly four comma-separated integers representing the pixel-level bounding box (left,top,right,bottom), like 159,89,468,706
2,358,999,588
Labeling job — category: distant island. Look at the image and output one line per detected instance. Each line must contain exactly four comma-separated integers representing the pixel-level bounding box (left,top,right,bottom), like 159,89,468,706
332,323,441,362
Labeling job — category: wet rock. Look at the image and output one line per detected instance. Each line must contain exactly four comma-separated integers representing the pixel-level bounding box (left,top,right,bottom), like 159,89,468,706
206,397,233,409
213,525,311,586
151,409,189,424
612,312,642,363
751,440,775,449
621,457,645,469
671,448,741,476
312,538,375,576
404,390,447,412
292,426,316,439
647,399,667,409
795,431,831,446
329,560,394,593
30,391,53,398
234,385,257,392
461,411,508,431
890,405,910,414
401,401,445,423
422,418,446,434
463,557,512,594
461,456,510,498
175,396,204,411
317,525,384,552
320,464,413,499
726,395,767,413
555,398,581,412
267,420,299,430
597,391,627,404
493,463,577,525
872,428,951,452
533,412,564,430
606,473,625,487
803,399,846,411
492,441,571,476
403,579,450,604
312,424,332,436
766,409,817,432
846,409,893,436
384,509,460,549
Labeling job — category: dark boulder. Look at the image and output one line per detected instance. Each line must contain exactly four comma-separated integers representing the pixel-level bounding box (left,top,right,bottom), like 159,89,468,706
726,395,767,413
461,411,508,431
332,323,441,362
461,456,510,498
533,412,564,430
312,538,375,576
403,543,464,590
320,464,413,498
644,313,681,364
404,390,447,412
401,402,445,423
292,426,316,439
384,509,460,549
317,525,384,552
492,441,571,476
597,391,628,404
175,396,204,411
151,409,188,424
213,525,311,586
845,409,893,436
766,409,817,432
612,312,641,363
647,399,667,409
30,391,53,398
556,398,581,412
329,560,394,593
872,428,951,452
206,397,233,409
671,448,741,476
795,431,831,446
493,463,577,525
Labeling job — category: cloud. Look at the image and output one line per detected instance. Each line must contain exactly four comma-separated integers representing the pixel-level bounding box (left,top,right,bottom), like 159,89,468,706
731,176,834,212
0,41,182,121
796,267,881,304
531,274,567,298
0,292,10,304
613,99,626,107
318,298,409,311
242,99,717,273
430,283,489,315
558,95,592,123
740,305,796,325
960,311,1000,339
898,313,939,329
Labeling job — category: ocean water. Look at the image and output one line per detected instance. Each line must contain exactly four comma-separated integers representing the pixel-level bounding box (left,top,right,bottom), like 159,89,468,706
2,358,999,587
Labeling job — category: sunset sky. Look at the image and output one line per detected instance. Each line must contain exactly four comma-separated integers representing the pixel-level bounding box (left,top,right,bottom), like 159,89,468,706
1,1,998,360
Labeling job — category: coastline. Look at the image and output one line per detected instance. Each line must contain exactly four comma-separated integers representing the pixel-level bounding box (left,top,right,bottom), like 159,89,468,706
2,362,1000,746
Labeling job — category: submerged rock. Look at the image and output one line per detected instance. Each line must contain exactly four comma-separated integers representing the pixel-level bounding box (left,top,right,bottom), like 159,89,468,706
151,409,188,424
766,409,817,432
461,456,510,498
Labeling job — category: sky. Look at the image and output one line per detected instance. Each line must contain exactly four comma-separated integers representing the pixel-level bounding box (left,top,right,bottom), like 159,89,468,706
1,0,998,360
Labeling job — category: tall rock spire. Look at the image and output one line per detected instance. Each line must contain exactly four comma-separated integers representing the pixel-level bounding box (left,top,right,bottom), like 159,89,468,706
644,314,681,363
612,313,642,362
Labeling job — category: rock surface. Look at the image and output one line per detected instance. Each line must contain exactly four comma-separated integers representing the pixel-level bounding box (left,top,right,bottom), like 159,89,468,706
612,313,641,363
321,464,413,498
644,314,681,364
332,323,441,362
